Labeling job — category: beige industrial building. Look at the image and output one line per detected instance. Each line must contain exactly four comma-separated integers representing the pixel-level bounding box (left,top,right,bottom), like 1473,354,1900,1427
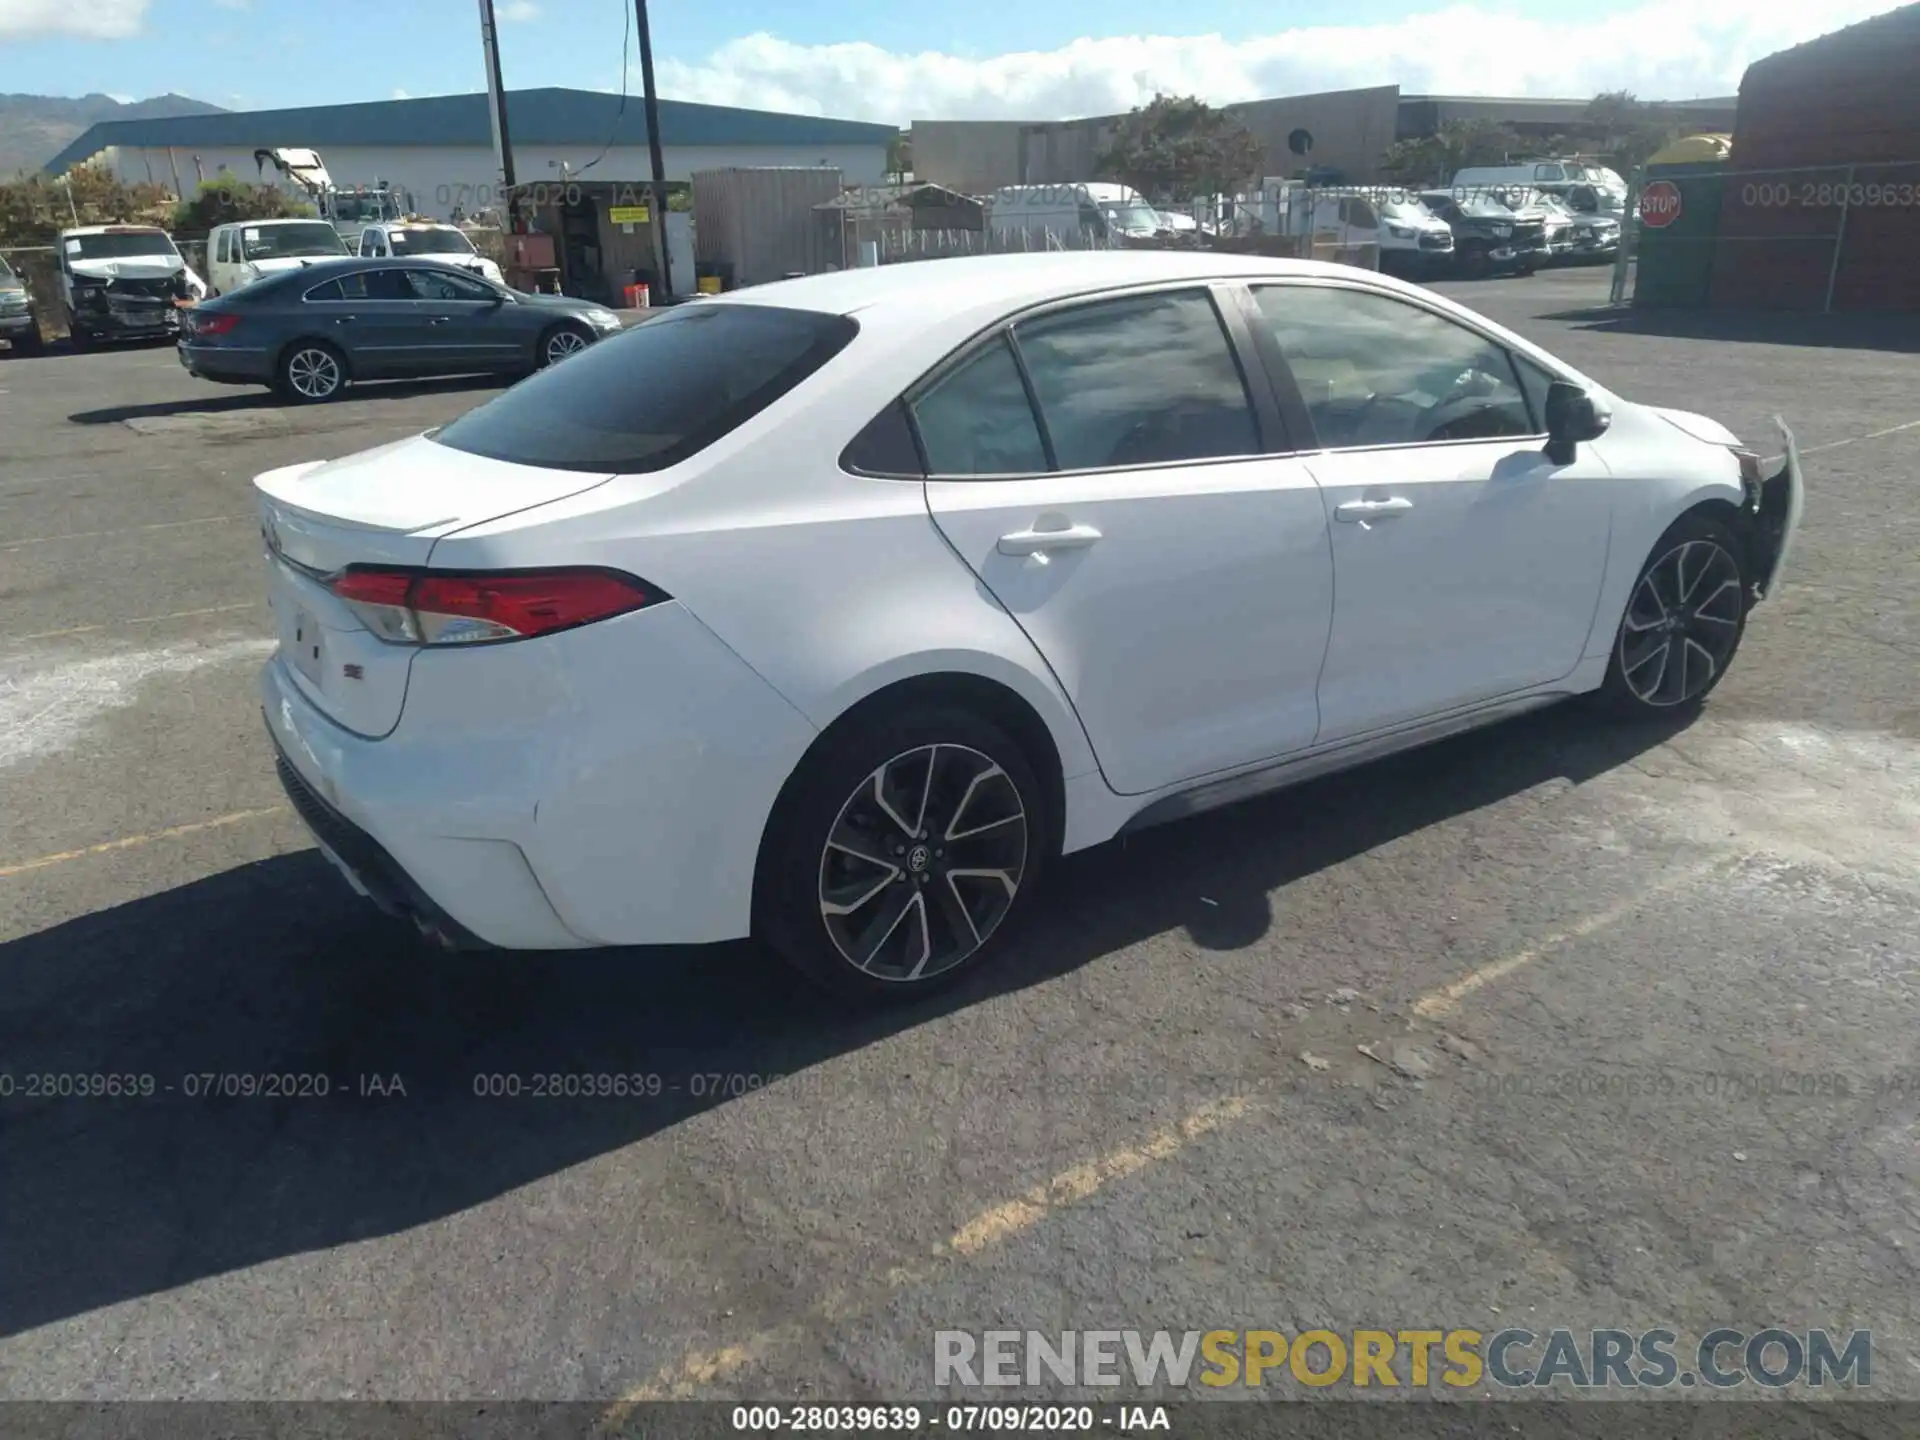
912,86,1738,192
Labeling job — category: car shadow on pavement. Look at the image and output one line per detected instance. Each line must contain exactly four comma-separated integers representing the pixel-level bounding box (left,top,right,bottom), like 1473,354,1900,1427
0,703,1688,1337
65,374,505,425
1542,305,1920,353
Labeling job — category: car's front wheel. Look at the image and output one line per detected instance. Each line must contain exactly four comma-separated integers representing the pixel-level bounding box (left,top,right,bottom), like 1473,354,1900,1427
755,704,1049,1002
276,342,347,402
1597,511,1750,717
539,322,592,368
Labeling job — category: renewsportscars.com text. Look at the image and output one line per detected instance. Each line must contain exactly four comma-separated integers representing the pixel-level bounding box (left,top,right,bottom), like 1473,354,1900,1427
934,1327,1872,1390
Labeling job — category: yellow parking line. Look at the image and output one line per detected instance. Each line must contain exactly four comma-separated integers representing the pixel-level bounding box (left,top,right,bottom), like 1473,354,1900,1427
0,806,289,880
1412,856,1728,1019
0,514,248,552
13,602,258,643
596,1094,1257,1422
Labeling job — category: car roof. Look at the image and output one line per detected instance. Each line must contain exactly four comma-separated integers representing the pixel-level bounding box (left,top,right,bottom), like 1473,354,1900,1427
61,225,170,237
698,250,1394,321
217,217,332,228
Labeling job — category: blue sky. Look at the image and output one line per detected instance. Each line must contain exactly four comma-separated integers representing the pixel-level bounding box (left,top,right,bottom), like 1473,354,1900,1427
0,0,1896,123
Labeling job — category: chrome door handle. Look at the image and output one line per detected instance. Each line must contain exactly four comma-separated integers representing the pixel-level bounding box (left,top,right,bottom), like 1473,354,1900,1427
1334,497,1413,522
428,316,452,325
997,521,1103,557
332,315,357,324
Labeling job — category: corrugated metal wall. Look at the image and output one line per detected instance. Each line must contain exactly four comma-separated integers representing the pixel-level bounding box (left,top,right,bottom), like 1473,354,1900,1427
691,167,845,287
1708,3,1920,312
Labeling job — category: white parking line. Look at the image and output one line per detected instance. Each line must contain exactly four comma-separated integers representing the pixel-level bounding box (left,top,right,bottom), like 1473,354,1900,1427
1795,417,1920,457
0,514,247,552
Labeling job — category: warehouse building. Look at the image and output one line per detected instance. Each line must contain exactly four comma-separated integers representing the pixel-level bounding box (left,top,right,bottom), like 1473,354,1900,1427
45,88,896,303
1705,2,1920,311
45,87,895,217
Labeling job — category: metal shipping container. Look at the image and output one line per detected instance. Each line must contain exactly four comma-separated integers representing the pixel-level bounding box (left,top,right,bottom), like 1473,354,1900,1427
691,167,846,288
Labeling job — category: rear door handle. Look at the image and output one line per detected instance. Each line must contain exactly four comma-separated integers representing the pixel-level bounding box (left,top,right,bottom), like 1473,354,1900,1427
428,316,452,325
1334,497,1413,522
332,315,357,324
997,521,1103,557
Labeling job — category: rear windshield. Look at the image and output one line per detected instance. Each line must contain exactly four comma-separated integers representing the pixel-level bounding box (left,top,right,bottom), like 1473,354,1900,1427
430,302,860,473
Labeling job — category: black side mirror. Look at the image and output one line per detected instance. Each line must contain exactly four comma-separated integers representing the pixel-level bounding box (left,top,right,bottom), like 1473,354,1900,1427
1543,380,1610,464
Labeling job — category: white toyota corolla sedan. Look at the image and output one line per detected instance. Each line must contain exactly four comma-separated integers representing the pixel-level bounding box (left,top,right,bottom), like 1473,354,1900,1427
256,251,1805,999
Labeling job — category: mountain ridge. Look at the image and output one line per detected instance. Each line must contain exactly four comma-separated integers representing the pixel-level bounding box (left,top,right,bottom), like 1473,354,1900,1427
0,92,228,178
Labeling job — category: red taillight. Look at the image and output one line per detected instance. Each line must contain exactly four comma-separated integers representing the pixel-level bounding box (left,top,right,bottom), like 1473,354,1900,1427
195,312,242,336
328,567,664,646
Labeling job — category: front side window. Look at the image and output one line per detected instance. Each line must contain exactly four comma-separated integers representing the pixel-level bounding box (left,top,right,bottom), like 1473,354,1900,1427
431,302,858,474
911,336,1049,477
1012,290,1260,470
405,268,494,301
1252,285,1536,449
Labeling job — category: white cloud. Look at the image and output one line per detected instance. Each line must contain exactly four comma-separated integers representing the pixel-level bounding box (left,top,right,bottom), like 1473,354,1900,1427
107,92,135,103
0,0,146,40
650,1,1896,123
498,0,539,19
392,87,412,99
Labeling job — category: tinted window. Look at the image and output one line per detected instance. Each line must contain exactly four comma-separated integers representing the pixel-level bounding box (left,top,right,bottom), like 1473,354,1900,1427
431,302,858,474
842,400,925,477
405,268,494,301
1012,290,1258,470
910,335,1048,477
1253,286,1534,448
362,269,412,300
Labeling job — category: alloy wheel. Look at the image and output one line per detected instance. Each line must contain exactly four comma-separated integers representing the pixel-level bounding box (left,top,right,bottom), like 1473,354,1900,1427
545,329,588,364
1619,538,1743,707
287,347,341,399
817,743,1028,983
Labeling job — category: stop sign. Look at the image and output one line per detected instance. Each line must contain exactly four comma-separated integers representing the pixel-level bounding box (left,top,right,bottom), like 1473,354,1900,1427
1639,180,1683,228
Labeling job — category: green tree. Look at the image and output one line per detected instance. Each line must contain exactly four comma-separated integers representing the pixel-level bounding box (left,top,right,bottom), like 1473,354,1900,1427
1094,94,1264,203
172,174,315,233
887,131,912,182
0,165,174,247
1581,90,1680,175
1377,119,1526,188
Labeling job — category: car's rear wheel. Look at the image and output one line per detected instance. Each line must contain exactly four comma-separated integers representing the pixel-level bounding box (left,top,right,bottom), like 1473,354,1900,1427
755,704,1049,1002
276,341,346,402
1597,511,1749,718
539,323,591,368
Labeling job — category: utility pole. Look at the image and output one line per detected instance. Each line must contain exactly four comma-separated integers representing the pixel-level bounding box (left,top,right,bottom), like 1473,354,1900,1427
634,0,673,296
477,0,517,225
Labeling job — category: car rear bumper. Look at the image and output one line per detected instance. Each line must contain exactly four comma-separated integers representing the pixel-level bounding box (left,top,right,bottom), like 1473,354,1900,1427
179,340,273,382
259,600,819,950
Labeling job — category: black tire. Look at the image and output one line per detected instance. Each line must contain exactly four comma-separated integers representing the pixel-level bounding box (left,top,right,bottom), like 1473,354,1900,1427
754,702,1051,1003
538,322,592,369
1595,510,1750,719
274,340,347,403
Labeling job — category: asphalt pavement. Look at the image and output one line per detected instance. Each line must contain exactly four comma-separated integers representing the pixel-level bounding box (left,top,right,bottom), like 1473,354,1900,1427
1,270,1917,1411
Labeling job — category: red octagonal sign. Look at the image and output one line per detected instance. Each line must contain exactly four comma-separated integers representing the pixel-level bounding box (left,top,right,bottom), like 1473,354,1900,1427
1639,180,1683,228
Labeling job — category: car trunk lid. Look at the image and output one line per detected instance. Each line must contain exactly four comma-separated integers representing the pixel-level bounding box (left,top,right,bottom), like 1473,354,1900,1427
253,434,616,737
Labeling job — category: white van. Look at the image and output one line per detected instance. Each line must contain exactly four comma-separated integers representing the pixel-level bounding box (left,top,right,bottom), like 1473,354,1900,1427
1452,162,1626,215
56,225,206,348
207,217,349,295
988,183,1166,247
1307,188,1456,275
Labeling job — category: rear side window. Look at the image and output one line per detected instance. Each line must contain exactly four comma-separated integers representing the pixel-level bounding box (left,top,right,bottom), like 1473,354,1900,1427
1013,290,1259,470
910,335,1049,476
431,302,859,474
